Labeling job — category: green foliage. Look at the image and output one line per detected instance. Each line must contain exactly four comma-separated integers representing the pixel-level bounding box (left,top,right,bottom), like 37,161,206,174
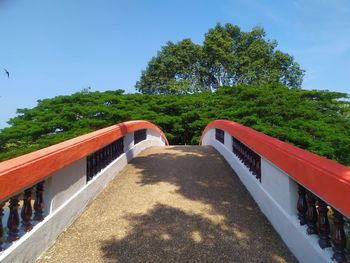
136,23,304,94
0,84,349,165
136,39,206,94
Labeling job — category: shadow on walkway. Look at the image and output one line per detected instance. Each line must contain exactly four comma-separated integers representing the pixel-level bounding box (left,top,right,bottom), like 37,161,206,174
100,146,297,263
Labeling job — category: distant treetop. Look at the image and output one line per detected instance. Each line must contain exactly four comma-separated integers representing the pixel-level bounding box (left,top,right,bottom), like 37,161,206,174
136,23,305,94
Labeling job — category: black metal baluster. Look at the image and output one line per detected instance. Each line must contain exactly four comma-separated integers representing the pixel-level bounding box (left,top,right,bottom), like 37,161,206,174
93,152,97,176
33,182,44,222
256,157,261,181
102,149,106,169
104,147,108,167
215,129,224,144
115,140,119,155
93,153,97,177
297,185,307,225
331,208,347,263
116,140,119,156
86,156,91,181
90,155,94,179
231,135,261,181
306,192,318,235
317,199,331,249
98,149,102,170
107,145,112,164
101,149,106,169
21,188,33,232
7,196,20,241
118,138,124,156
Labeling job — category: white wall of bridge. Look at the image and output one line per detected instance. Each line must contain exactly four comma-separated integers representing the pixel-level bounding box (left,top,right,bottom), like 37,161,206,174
0,128,165,263
202,128,333,263
44,157,87,214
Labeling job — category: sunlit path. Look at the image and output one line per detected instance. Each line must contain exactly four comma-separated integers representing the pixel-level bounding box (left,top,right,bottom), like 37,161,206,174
36,146,296,263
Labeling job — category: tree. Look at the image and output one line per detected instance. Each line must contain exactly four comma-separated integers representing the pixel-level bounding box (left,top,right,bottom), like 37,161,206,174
136,23,305,94
135,39,205,94
0,85,349,165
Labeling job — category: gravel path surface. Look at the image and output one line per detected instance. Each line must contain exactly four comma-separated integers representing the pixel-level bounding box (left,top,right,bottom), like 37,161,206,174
37,146,297,263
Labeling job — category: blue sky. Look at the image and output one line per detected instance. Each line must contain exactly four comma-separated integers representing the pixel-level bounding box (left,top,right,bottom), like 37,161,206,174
0,0,349,128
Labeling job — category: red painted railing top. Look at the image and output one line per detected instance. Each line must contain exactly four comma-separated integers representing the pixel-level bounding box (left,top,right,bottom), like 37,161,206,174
0,120,168,201
201,120,350,217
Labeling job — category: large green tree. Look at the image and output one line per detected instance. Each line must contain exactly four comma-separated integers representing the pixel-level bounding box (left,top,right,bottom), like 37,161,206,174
136,39,206,94
136,23,304,94
1,85,349,165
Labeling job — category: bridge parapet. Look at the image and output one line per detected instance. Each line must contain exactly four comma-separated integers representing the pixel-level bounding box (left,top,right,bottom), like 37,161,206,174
201,120,350,263
0,120,167,263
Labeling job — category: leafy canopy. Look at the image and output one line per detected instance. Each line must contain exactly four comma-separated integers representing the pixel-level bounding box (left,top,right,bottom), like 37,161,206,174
0,84,349,166
136,23,304,94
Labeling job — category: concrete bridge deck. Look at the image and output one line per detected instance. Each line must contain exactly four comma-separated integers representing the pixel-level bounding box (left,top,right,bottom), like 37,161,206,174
36,146,297,263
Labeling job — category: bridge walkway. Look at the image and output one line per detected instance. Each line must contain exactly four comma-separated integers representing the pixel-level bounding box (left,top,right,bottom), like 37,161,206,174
36,146,297,263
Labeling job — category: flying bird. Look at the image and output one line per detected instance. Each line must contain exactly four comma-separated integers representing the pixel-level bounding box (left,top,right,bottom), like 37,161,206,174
3,68,9,78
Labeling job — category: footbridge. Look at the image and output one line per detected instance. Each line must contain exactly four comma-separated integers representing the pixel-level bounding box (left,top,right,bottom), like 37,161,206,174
0,120,349,263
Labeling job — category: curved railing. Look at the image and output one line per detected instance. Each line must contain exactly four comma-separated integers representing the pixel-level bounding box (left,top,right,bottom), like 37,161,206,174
0,120,168,201
201,120,350,263
0,120,167,261
1,118,349,262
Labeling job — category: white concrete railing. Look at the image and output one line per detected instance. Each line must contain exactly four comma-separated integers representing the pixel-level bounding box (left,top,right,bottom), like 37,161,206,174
202,123,349,263
0,122,167,263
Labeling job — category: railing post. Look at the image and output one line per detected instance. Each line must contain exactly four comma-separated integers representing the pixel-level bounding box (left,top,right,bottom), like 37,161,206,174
7,196,20,241
93,154,97,176
102,148,107,168
99,150,103,169
305,191,318,235
255,156,261,181
297,185,307,225
107,145,112,164
95,152,100,173
317,199,331,249
21,188,33,232
232,135,261,182
0,202,4,251
86,156,91,182
331,208,347,263
247,150,253,172
99,151,103,171
112,141,116,159
33,182,44,222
